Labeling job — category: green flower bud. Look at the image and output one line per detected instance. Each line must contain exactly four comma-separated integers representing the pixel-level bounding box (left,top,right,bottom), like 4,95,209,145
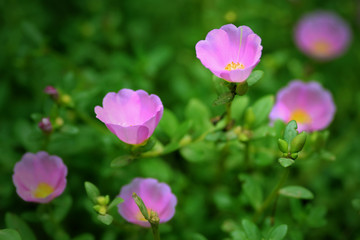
278,139,288,153
93,205,107,215
97,195,110,205
290,131,307,153
290,153,298,160
235,81,249,96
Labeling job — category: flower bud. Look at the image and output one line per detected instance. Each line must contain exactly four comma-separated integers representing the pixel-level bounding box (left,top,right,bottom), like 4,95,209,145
44,86,59,100
278,139,288,153
290,131,307,153
97,195,110,206
290,153,298,160
38,117,52,134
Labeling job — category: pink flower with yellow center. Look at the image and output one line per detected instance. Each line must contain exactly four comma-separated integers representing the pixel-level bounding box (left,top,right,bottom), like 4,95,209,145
269,80,336,132
12,151,68,203
95,89,163,145
195,24,263,82
117,178,177,228
294,11,352,60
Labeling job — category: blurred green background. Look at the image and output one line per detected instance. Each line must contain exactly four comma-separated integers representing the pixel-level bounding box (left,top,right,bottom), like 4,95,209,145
0,0,359,239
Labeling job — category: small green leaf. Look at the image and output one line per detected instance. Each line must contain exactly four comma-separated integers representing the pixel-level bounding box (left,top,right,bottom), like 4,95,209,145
242,219,261,240
247,70,264,86
5,213,36,240
213,92,234,106
84,182,100,203
251,95,274,128
352,199,360,211
279,186,314,199
231,95,249,122
180,141,219,163
278,158,295,168
235,81,249,96
132,193,149,220
97,214,113,225
283,120,298,145
239,175,263,210
110,155,133,168
290,131,307,153
267,224,288,240
0,229,22,240
277,139,288,153
108,197,124,210
52,195,72,222
157,108,179,138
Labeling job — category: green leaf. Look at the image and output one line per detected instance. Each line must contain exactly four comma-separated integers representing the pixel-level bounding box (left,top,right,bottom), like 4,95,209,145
5,213,36,240
52,195,72,222
132,193,149,220
180,141,219,163
278,158,295,168
239,175,263,210
84,182,100,203
72,233,95,240
108,197,124,210
290,131,307,153
111,155,133,168
267,224,288,240
230,229,247,240
213,92,234,106
283,120,298,145
173,120,192,141
97,214,113,225
279,186,314,199
247,70,264,86
0,229,22,240
352,199,360,211
277,139,288,153
157,108,179,138
231,95,249,122
251,95,274,128
242,219,261,240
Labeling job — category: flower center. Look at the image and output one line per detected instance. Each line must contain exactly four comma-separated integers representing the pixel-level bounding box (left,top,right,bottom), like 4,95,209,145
312,40,331,57
136,208,153,222
290,109,312,124
225,61,245,71
32,183,54,199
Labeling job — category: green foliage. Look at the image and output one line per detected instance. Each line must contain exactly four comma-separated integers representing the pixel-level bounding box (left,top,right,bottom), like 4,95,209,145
0,229,22,240
279,186,314,200
5,213,36,240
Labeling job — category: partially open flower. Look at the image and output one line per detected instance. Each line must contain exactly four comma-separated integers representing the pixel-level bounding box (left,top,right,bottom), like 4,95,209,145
117,178,177,228
12,151,68,203
196,24,262,82
269,80,336,132
294,11,352,60
38,117,52,134
95,89,163,145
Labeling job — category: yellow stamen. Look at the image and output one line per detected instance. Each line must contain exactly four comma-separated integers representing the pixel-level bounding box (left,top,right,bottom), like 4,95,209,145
312,40,331,57
225,61,245,71
33,183,54,199
290,109,312,124
136,208,154,222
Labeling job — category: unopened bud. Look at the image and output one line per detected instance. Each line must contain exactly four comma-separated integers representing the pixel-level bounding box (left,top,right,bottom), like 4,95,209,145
278,139,288,153
290,131,307,153
97,195,110,206
290,153,298,160
93,205,107,215
38,117,52,134
44,86,59,100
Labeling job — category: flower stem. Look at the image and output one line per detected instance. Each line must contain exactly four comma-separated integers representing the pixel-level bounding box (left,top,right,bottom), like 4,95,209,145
225,101,232,129
150,222,161,240
253,168,290,222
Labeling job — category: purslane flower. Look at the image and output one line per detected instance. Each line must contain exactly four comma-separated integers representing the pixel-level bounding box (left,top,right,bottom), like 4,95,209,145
294,11,352,60
269,80,336,132
195,24,262,82
12,151,68,203
117,178,177,228
95,89,163,145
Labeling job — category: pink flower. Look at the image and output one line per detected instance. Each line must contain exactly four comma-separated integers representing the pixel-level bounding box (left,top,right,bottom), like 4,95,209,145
117,178,177,228
270,80,335,132
294,11,352,60
95,89,163,145
38,117,52,134
195,24,262,83
12,151,68,203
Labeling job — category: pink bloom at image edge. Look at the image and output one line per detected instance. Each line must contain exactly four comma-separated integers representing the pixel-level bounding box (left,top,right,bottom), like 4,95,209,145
12,151,68,203
270,80,336,132
195,24,263,82
294,11,352,60
95,89,164,145
117,178,177,228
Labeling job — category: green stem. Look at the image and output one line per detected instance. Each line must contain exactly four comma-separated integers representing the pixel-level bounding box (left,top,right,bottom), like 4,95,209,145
150,223,161,240
244,141,250,170
225,101,232,129
253,168,290,222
